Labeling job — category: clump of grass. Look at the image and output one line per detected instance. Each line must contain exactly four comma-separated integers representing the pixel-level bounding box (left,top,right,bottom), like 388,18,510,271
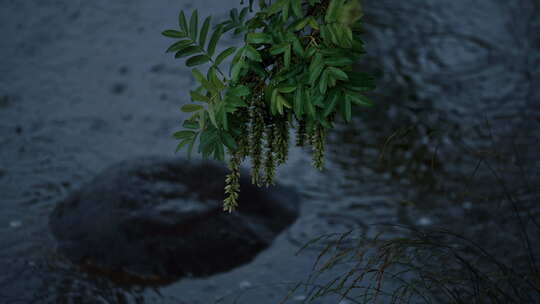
286,222,539,304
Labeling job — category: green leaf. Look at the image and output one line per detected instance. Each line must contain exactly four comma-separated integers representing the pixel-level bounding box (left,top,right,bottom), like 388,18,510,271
292,18,309,31
231,58,245,81
282,0,290,21
276,94,290,114
200,127,218,154
327,73,337,88
220,132,238,150
216,103,228,130
245,45,262,62
275,64,302,83
309,53,322,73
323,90,339,116
319,117,332,129
291,36,304,57
312,93,325,107
166,40,192,53
198,111,206,131
331,23,351,48
162,30,185,38
284,46,291,69
189,91,210,102
215,47,237,66
267,0,288,16
343,26,353,48
224,96,247,111
305,92,316,120
207,25,224,57
173,130,196,140
319,68,329,94
343,99,352,122
271,88,279,116
328,67,349,81
232,46,245,65
239,7,249,20
309,64,324,85
175,46,201,58
328,23,340,45
325,57,353,67
347,93,374,106
305,46,317,58
230,8,239,22
214,142,225,161
344,85,373,93
207,104,218,128
270,43,289,55
320,24,332,44
192,68,217,93
199,16,212,48
249,62,267,78
179,11,188,31
181,104,204,112
175,138,192,153
183,120,199,129
187,135,196,159
230,85,250,97
278,86,297,93
246,32,272,44
189,10,198,40
307,16,319,30
186,55,211,67
325,0,344,23
282,95,292,108
208,67,225,90
291,0,303,18
222,20,235,33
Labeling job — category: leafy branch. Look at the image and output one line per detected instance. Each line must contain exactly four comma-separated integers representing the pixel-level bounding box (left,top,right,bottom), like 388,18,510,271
163,0,375,211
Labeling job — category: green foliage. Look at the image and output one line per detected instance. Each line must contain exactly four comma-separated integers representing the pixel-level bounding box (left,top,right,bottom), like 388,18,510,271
162,0,375,211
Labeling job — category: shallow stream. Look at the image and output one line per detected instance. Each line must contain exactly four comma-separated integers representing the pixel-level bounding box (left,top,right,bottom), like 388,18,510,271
1,0,539,303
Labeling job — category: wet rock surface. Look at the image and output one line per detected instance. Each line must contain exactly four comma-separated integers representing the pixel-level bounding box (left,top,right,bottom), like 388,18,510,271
49,156,299,283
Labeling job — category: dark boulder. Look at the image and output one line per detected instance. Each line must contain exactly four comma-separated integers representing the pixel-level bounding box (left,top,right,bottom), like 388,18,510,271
49,156,299,284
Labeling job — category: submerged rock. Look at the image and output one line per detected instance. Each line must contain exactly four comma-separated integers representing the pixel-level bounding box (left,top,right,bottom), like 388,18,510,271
49,156,299,284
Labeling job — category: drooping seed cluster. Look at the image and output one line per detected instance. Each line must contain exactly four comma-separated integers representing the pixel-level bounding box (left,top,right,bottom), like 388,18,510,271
249,94,265,186
264,123,276,186
224,150,241,213
224,86,328,208
312,124,326,170
275,119,290,165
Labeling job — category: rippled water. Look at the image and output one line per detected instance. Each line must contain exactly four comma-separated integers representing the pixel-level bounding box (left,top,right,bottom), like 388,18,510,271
1,0,539,303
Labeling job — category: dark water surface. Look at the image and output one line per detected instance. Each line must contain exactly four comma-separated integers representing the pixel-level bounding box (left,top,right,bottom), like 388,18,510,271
1,0,539,303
